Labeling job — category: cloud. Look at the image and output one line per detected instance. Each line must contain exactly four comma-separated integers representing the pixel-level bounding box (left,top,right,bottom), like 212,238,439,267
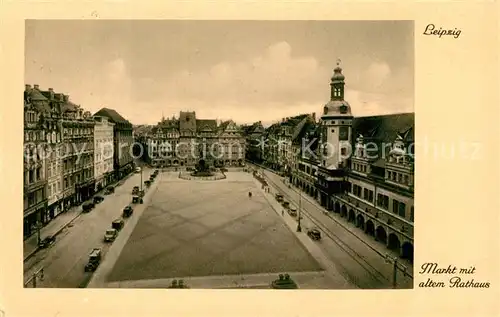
162,41,328,109
61,43,413,125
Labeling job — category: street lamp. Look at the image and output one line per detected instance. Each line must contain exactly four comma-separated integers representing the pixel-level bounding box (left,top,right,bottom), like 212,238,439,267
36,221,42,245
385,254,407,288
296,189,302,232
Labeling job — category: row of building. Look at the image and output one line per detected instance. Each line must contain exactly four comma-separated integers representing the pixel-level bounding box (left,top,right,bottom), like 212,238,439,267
134,112,246,168
23,84,135,238
242,64,415,262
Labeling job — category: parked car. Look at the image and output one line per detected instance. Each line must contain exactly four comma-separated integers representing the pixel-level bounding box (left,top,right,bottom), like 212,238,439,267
104,186,115,195
275,194,284,203
82,201,95,213
93,195,104,204
132,186,140,195
104,228,118,242
123,205,134,217
271,273,298,289
144,180,151,187
288,207,297,217
307,228,322,241
135,167,141,173
111,218,125,231
132,195,141,204
38,236,56,249
84,248,102,272
282,201,290,209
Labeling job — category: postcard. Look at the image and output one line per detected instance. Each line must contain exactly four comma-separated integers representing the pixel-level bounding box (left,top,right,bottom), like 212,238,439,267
0,1,498,317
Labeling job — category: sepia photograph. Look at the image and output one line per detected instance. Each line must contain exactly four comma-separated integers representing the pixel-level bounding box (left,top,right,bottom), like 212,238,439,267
23,20,415,290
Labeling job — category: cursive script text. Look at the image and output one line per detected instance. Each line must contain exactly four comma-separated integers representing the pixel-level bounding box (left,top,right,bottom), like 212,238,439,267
423,24,461,38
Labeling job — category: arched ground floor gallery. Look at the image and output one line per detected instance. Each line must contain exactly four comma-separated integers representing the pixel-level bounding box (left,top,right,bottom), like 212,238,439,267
291,176,413,263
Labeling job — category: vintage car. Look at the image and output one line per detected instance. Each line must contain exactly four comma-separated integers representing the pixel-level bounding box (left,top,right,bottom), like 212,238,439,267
135,167,141,173
82,201,95,213
275,194,284,203
123,205,134,218
93,195,104,204
282,201,290,209
104,228,118,242
111,218,125,231
132,186,140,195
84,248,102,272
307,228,322,241
38,236,56,249
104,186,115,195
132,195,141,204
288,206,298,217
144,180,151,187
271,273,298,289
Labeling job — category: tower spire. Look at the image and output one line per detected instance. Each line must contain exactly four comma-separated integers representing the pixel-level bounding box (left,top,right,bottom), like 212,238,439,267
330,58,345,101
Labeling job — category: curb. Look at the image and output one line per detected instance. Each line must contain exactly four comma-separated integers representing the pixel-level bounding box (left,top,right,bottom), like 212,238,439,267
23,172,136,263
23,210,83,262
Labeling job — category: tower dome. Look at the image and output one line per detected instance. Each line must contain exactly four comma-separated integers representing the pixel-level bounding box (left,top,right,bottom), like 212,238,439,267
331,59,345,82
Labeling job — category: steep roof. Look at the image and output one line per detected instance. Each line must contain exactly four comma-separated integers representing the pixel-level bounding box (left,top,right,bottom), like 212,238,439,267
196,119,218,131
218,120,230,132
352,112,414,158
352,113,414,143
94,107,131,124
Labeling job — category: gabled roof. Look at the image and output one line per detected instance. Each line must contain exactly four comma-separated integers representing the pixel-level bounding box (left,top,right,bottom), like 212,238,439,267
196,119,217,131
94,107,131,124
352,113,414,159
352,113,414,144
218,120,230,132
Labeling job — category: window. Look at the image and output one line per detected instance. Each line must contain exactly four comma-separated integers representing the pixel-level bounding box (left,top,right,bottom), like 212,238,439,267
377,193,389,210
368,190,374,203
404,175,409,184
399,202,406,218
363,188,368,200
398,174,403,183
392,200,399,215
341,148,347,156
388,171,391,179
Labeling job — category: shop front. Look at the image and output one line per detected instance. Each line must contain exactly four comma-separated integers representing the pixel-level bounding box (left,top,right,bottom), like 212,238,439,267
75,179,96,204
23,200,47,239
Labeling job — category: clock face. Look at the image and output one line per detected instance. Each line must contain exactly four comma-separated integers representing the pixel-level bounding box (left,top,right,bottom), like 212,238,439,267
339,126,349,140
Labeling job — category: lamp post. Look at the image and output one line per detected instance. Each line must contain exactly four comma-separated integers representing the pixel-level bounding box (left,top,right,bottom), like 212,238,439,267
385,254,407,289
296,189,302,232
36,221,41,245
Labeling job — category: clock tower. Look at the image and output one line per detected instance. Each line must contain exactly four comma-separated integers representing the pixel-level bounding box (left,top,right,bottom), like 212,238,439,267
320,60,353,170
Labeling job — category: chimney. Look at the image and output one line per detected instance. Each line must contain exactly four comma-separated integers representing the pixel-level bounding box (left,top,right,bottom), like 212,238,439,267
312,112,316,122
25,84,32,91
63,94,69,102
34,84,40,90
48,88,54,99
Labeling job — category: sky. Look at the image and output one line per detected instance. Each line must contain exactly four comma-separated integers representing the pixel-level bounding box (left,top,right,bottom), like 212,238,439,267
25,20,414,126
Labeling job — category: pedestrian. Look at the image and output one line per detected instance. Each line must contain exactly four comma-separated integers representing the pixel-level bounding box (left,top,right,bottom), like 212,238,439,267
282,209,284,216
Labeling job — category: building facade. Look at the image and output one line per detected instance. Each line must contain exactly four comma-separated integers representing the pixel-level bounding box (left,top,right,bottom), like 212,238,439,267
266,64,415,263
23,85,97,238
138,112,246,168
23,85,49,237
61,99,96,206
94,108,134,179
93,116,115,191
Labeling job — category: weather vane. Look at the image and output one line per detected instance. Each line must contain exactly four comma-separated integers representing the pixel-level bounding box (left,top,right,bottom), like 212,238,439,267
336,58,341,67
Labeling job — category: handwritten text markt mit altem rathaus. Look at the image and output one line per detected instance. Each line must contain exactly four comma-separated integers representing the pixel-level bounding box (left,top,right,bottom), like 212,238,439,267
419,263,490,288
